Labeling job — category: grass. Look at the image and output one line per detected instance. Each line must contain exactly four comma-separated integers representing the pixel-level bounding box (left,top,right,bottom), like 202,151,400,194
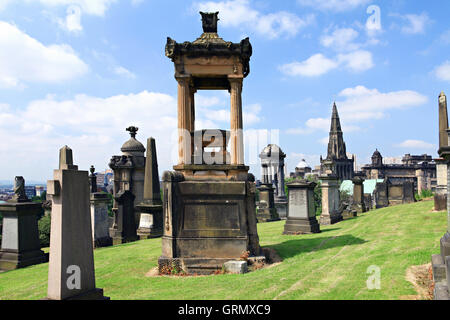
0,200,446,300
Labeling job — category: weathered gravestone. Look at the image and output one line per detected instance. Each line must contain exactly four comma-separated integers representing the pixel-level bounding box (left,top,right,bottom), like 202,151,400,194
257,183,280,222
283,180,320,235
435,158,448,211
350,176,366,214
0,176,47,271
46,146,108,300
374,181,389,208
89,166,112,248
319,170,343,225
136,138,163,239
110,190,138,245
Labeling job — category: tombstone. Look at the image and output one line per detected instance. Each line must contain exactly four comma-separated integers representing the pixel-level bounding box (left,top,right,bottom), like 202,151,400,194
257,183,280,222
364,194,372,211
136,138,163,239
283,180,320,234
352,176,366,213
374,181,389,208
319,173,343,225
46,146,108,300
89,166,112,248
109,190,138,245
432,91,450,299
109,126,145,230
0,177,47,271
159,12,264,274
435,158,448,211
403,181,416,203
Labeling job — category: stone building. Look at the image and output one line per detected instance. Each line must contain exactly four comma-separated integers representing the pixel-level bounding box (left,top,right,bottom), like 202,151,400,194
290,159,312,179
320,103,354,180
362,150,436,193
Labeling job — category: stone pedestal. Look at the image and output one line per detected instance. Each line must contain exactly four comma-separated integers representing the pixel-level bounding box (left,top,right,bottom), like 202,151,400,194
136,203,163,239
46,146,108,300
90,193,112,248
350,176,366,215
319,175,343,225
274,197,288,220
0,202,47,271
257,184,280,222
283,180,320,235
110,190,138,245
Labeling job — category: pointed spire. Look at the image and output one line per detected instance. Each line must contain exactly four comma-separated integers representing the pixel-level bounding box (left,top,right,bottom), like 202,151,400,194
330,102,342,133
143,137,161,205
439,91,448,149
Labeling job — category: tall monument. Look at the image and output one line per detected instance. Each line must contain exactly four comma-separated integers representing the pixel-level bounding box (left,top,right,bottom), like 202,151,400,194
320,103,354,181
160,12,263,274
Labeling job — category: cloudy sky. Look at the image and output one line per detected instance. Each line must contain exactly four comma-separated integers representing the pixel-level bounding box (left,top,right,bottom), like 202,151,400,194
0,0,448,182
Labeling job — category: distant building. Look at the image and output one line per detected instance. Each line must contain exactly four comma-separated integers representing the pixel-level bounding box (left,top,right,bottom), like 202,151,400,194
25,186,36,199
320,103,354,180
361,149,436,192
35,185,45,197
290,159,312,179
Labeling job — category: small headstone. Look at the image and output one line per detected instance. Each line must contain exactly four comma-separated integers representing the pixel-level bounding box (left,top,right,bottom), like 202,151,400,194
223,261,248,274
256,183,280,223
110,190,138,245
46,146,108,300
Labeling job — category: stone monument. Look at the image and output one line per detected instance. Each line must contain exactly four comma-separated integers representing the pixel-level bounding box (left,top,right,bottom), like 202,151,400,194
435,92,448,211
110,190,138,245
159,12,263,274
46,146,108,300
432,91,450,300
136,137,163,239
259,144,287,219
348,175,366,216
256,183,280,222
109,126,145,229
319,160,343,225
89,166,112,248
374,180,389,208
0,176,47,270
283,180,320,235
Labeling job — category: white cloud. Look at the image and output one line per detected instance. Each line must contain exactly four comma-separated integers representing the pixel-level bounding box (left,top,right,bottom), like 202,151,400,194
435,61,450,82
395,140,435,149
0,21,88,88
279,50,373,77
286,86,427,135
113,66,136,79
59,5,83,32
30,0,117,16
297,0,370,12
393,12,431,35
195,0,315,39
320,28,360,52
279,54,338,77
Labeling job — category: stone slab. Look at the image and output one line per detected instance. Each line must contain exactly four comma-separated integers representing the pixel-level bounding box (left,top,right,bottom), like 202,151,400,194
432,254,447,284
223,261,248,274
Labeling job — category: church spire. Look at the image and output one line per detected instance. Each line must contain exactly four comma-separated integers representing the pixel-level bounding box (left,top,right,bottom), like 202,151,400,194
326,102,347,160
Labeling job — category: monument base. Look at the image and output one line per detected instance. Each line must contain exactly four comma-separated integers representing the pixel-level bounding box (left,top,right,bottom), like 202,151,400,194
320,213,343,225
94,236,113,248
283,217,320,235
45,288,110,300
0,249,47,271
136,203,163,239
342,210,357,220
441,232,450,259
257,208,280,223
434,194,447,211
432,254,447,283
274,201,287,220
434,283,450,300
110,229,139,245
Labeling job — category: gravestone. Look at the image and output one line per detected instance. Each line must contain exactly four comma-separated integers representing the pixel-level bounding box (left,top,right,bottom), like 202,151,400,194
403,181,416,204
0,176,47,271
89,166,112,248
435,159,448,211
136,138,163,239
319,173,343,225
375,181,389,208
110,190,138,245
46,146,108,300
364,194,372,211
283,180,320,235
257,183,280,222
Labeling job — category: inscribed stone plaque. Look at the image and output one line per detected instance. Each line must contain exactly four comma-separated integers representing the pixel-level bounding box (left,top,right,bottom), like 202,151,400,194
183,203,240,230
289,189,308,219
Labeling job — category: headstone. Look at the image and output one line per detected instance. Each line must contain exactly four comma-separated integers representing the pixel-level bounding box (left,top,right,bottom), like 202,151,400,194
46,146,108,300
89,166,112,248
435,158,448,211
283,180,320,234
110,190,138,245
319,173,343,225
136,138,163,239
403,181,416,203
0,177,47,271
374,181,389,208
257,183,280,222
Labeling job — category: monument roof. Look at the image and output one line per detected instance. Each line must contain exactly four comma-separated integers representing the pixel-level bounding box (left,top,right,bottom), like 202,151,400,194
165,12,252,77
296,159,311,169
260,144,286,158
121,126,145,153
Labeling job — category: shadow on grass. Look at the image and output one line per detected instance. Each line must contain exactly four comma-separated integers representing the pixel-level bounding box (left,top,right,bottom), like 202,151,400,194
268,235,368,260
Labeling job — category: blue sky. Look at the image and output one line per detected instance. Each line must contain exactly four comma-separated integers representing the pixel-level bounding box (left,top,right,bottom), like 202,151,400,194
0,0,449,182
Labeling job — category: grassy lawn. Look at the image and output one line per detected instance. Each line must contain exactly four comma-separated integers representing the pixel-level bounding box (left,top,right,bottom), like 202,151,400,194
0,199,446,300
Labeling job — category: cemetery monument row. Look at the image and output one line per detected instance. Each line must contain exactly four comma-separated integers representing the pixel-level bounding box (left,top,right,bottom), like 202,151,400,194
159,11,264,274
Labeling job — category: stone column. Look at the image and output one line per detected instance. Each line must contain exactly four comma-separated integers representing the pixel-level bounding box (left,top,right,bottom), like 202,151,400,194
229,77,244,165
435,159,448,211
283,180,320,234
320,174,343,225
0,177,47,271
416,169,425,194
350,176,366,215
46,146,108,300
176,75,192,165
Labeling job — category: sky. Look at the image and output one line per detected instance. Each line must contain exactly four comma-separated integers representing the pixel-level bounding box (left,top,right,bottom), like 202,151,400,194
0,0,449,183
